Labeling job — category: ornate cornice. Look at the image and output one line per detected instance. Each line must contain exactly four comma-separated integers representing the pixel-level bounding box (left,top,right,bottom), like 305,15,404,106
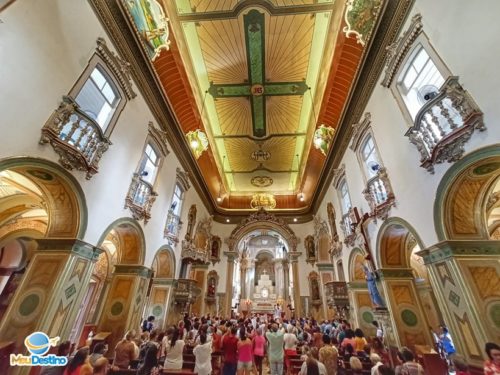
148,122,170,157
96,37,136,100
332,163,346,189
35,238,103,261
113,264,153,278
350,112,372,152
175,167,191,192
381,13,423,88
417,240,500,265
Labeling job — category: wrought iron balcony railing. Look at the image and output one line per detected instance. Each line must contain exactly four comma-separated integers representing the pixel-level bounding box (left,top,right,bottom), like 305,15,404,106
405,76,485,173
40,96,111,179
124,173,158,223
362,167,395,220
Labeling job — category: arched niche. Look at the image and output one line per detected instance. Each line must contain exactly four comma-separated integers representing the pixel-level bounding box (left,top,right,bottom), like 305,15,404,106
434,144,500,240
0,156,87,239
152,246,176,279
348,248,367,282
97,218,146,265
376,217,426,269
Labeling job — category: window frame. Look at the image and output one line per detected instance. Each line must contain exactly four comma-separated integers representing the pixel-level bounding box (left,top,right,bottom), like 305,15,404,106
68,54,127,138
390,33,452,127
337,178,352,216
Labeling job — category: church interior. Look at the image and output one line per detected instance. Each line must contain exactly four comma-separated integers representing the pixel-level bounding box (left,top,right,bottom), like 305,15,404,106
1,0,500,374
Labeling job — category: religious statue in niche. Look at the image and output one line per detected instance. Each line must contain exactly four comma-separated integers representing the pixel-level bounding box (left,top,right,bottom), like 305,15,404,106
305,235,316,263
185,204,197,241
327,202,339,241
309,273,321,305
206,271,218,301
363,264,385,308
210,236,221,264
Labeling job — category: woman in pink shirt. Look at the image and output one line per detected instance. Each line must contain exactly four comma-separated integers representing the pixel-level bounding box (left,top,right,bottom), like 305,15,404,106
237,326,253,375
252,327,266,375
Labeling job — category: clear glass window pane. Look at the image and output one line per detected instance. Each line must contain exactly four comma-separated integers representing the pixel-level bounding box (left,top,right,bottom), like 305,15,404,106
102,82,117,105
90,68,107,90
340,181,351,214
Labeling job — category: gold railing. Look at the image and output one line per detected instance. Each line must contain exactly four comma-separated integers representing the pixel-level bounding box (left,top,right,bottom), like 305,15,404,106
406,76,484,173
124,173,157,223
40,96,111,179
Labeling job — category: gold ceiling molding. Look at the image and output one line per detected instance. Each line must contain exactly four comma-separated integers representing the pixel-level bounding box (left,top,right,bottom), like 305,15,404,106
251,193,277,210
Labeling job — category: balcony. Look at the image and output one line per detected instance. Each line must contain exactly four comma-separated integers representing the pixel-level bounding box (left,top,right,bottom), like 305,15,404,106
406,76,485,173
324,281,349,308
173,278,201,306
362,167,395,221
181,240,210,264
164,210,182,243
40,96,111,179
124,173,158,223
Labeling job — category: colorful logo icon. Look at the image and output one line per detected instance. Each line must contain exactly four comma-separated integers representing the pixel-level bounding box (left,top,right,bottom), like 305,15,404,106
11,332,66,367
24,332,59,356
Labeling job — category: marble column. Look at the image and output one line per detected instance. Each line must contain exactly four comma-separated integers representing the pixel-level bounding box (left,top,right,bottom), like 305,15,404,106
289,251,302,317
417,240,500,368
224,251,238,317
0,238,101,355
275,260,284,299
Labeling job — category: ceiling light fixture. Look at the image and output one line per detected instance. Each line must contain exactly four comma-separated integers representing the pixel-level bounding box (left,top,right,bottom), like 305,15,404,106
226,218,230,223
186,90,209,159
293,218,298,222
299,193,305,202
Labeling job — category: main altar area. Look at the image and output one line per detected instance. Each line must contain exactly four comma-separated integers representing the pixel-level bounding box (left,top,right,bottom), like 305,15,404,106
248,270,278,313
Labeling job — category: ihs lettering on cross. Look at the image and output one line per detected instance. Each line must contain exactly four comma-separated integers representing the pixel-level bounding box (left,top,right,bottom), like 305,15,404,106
208,9,308,138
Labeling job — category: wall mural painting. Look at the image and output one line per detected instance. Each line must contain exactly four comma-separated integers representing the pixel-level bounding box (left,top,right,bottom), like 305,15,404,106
125,0,170,60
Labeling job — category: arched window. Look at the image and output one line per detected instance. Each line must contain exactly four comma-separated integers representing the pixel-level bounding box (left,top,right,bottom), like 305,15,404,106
74,65,121,131
360,134,382,179
165,168,190,243
396,44,445,121
339,179,352,215
138,143,160,185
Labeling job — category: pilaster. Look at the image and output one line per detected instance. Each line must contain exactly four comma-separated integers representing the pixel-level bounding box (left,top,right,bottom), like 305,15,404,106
223,251,238,317
289,251,302,317
417,240,500,367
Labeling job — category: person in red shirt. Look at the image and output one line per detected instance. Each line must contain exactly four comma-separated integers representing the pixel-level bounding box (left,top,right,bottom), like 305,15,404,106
222,326,239,375
484,342,500,375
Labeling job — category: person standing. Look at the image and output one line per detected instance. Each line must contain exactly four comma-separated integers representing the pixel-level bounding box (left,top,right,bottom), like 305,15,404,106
237,326,253,375
193,333,212,375
439,326,456,363
163,327,185,370
252,328,266,375
284,325,298,375
114,331,138,369
318,335,337,375
222,326,239,375
266,323,285,375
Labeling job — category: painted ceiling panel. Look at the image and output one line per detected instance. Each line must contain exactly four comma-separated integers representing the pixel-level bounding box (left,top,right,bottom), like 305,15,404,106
215,97,253,136
197,19,248,84
266,96,303,134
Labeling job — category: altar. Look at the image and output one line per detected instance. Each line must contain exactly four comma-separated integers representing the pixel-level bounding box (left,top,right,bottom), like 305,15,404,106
251,271,277,313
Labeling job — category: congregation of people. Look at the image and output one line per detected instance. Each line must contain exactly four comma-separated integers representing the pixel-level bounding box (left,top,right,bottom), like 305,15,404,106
39,313,500,375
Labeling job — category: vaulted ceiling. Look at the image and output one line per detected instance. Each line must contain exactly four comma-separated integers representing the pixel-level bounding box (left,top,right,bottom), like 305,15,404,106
108,0,405,220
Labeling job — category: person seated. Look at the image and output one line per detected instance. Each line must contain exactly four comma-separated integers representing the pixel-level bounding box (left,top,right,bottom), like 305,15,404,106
349,356,363,375
64,347,93,375
370,353,383,375
89,343,108,367
452,355,471,375
484,342,500,375
114,330,138,369
394,347,424,375
92,357,109,375
299,347,327,375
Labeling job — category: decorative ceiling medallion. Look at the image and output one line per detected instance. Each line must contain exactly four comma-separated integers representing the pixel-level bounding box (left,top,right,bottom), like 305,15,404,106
251,176,273,188
343,0,383,46
251,193,277,210
313,125,336,156
186,129,209,160
251,150,271,162
126,0,171,61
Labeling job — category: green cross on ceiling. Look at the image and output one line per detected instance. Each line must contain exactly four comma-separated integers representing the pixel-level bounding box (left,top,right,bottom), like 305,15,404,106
208,9,309,138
